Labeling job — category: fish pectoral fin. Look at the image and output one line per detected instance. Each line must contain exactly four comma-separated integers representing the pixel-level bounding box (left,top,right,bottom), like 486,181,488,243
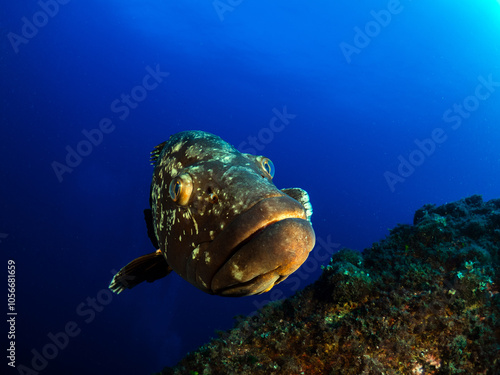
281,188,313,221
109,250,172,294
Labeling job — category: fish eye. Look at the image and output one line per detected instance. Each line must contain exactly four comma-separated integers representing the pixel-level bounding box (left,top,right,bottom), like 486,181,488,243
169,174,193,205
258,157,275,179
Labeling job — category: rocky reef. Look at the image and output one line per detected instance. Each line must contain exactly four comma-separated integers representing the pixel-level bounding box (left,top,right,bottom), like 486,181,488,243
157,195,499,374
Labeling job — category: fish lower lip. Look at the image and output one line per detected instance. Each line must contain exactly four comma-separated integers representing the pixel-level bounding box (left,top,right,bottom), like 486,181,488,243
211,217,315,296
208,195,314,295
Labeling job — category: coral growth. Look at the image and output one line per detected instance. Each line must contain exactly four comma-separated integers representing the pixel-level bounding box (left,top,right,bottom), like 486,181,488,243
157,195,500,375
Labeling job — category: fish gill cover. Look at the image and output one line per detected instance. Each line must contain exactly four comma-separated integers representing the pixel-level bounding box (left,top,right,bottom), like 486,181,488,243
158,195,499,375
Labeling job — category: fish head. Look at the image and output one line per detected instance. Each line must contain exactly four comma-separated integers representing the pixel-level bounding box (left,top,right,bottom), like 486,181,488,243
151,131,315,296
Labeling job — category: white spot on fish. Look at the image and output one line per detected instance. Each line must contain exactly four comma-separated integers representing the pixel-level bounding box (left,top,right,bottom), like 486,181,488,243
198,276,208,289
190,209,199,234
221,154,236,163
172,141,184,153
231,263,244,281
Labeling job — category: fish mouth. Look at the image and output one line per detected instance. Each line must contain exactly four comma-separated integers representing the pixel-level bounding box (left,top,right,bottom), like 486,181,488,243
207,195,316,296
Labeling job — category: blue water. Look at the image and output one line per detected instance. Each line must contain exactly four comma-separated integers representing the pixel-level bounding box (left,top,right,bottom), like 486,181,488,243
2,1,500,374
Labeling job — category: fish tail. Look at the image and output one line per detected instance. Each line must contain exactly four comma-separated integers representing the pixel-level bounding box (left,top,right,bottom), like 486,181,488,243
109,250,172,294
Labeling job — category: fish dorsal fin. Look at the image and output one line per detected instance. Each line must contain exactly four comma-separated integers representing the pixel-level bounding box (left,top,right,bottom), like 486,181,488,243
282,188,313,222
150,141,166,166
109,250,172,294
144,209,159,249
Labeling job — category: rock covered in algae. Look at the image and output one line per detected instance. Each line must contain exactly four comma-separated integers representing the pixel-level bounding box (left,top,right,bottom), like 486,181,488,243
157,195,500,375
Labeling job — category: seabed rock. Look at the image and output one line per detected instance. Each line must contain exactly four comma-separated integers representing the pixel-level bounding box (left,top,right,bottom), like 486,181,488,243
157,195,500,375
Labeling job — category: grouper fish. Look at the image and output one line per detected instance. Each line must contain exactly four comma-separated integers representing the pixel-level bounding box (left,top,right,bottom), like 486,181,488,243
109,130,315,296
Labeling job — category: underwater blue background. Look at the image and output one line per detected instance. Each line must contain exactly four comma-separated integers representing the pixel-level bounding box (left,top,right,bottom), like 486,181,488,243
2,0,500,374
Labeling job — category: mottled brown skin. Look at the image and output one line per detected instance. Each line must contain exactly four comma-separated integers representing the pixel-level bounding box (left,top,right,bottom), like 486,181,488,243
110,130,315,297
